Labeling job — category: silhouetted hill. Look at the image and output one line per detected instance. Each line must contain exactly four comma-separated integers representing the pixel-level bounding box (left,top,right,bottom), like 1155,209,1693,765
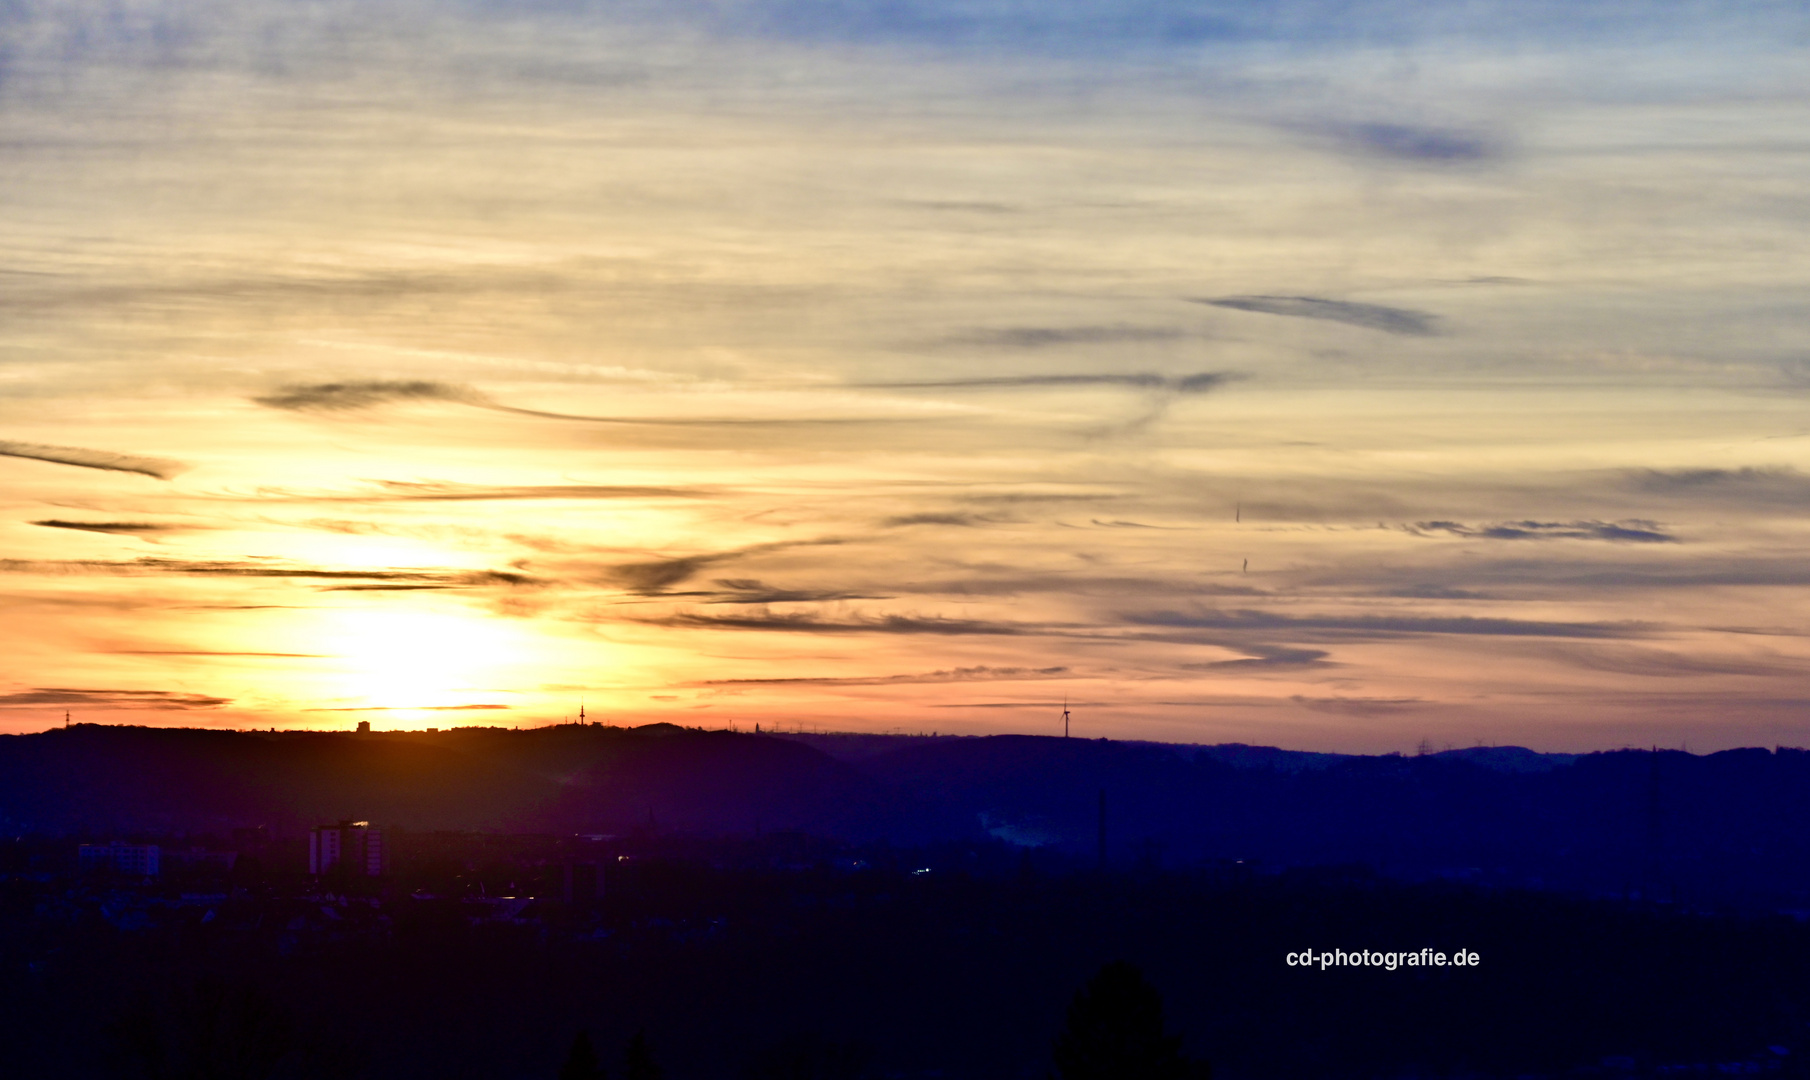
857,738,1810,905
1428,744,1577,772
524,726,938,840
7,724,1810,906
0,723,935,841
0,724,551,834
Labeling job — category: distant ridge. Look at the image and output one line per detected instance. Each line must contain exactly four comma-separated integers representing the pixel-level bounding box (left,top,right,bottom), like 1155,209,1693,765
1428,744,1578,773
777,731,1576,775
3,724,1808,906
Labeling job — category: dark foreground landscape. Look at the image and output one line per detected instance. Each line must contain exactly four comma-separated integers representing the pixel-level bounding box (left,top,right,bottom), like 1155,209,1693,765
5,722,1810,1078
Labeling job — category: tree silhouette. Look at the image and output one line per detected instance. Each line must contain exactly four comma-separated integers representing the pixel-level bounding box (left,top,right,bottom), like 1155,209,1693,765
624,1030,664,1080
1052,961,1204,1080
559,1029,606,1080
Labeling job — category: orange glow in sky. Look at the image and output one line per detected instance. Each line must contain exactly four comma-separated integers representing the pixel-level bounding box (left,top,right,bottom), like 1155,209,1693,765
4,3,1810,752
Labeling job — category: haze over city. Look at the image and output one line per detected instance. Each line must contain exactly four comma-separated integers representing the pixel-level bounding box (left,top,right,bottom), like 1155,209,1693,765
4,0,1810,751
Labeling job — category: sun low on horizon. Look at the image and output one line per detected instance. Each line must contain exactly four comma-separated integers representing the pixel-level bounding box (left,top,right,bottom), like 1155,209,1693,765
3,1,1810,754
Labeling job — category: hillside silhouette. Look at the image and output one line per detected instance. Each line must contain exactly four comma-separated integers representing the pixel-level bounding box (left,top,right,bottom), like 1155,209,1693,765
5,723,1809,905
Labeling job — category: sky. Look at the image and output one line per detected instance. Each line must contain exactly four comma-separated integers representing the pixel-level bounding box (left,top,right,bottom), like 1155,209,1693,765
3,0,1810,751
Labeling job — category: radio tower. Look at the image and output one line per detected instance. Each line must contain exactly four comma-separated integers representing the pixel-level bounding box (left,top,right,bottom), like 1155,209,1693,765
579,700,586,726
1063,696,1071,739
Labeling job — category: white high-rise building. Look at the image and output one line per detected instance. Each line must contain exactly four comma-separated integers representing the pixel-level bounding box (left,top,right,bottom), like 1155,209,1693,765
308,821,383,876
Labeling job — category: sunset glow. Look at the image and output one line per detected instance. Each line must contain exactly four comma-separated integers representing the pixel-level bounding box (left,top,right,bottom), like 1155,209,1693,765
4,2,1809,751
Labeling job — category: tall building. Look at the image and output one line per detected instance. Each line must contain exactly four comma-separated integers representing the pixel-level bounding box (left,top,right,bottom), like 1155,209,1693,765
79,842,160,876
309,821,384,876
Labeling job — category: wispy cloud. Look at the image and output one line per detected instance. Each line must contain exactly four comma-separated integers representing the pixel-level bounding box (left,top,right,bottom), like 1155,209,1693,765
254,380,888,426
700,0,1753,51
651,610,1043,636
1184,646,1333,670
253,380,486,412
1313,121,1498,163
246,481,710,503
304,703,511,711
705,578,891,603
1348,556,1810,594
30,521,180,535
1625,467,1810,509
882,512,996,527
7,0,1807,748
1290,694,1425,716
865,372,1233,393
610,555,729,594
605,539,845,595
885,573,1266,599
108,650,327,658
0,688,229,709
319,584,455,591
942,325,1191,348
1194,296,1438,336
1128,609,1646,640
1630,467,1788,491
0,557,538,588
703,664,1069,686
1513,643,1810,680
1381,585,1490,600
254,379,661,423
1407,520,1676,543
1532,562,1810,590
0,440,187,480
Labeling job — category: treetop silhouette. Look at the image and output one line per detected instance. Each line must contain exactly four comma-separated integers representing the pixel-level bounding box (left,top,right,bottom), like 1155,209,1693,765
1052,961,1205,1080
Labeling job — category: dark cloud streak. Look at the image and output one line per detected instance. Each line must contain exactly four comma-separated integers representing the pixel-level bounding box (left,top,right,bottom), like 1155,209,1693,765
255,380,900,426
305,704,511,711
703,664,1069,686
883,512,995,527
0,687,229,709
1195,296,1438,335
1320,121,1497,162
944,325,1190,348
1408,519,1675,543
706,578,891,604
31,521,178,535
0,557,539,588
253,381,486,412
650,610,1041,636
606,539,846,596
0,440,187,479
1290,694,1425,716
